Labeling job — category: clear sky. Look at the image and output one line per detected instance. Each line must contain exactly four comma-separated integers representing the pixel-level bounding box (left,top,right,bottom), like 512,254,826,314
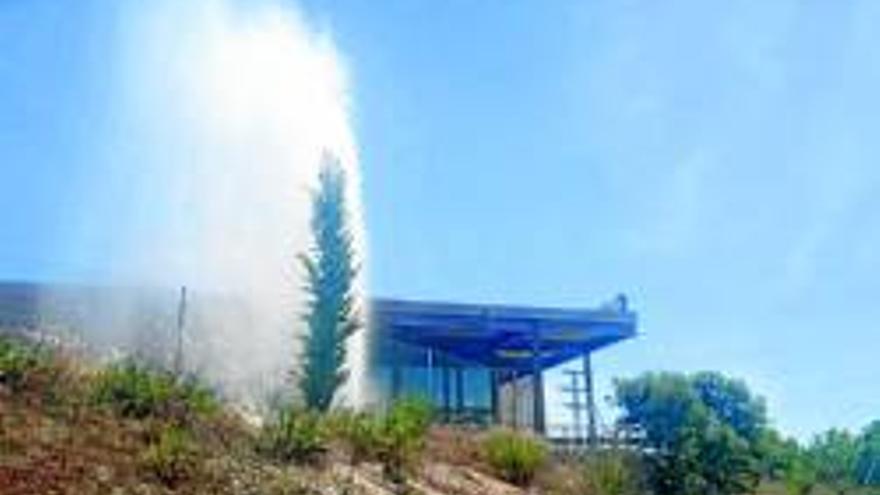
3,0,880,439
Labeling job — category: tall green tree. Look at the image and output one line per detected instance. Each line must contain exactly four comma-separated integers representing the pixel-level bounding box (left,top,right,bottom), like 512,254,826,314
753,427,818,495
615,371,768,495
298,155,361,411
856,421,880,485
809,428,858,492
691,371,767,443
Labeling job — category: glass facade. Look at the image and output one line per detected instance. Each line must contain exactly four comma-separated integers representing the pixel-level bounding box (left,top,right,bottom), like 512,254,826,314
369,340,495,425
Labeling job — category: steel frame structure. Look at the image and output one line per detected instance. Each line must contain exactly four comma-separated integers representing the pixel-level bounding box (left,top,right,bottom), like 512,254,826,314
370,295,636,435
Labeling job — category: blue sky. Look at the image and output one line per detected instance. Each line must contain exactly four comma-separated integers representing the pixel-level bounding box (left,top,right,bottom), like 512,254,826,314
3,0,880,438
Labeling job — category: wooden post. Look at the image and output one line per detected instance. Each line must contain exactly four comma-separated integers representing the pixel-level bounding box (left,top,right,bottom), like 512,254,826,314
173,286,187,376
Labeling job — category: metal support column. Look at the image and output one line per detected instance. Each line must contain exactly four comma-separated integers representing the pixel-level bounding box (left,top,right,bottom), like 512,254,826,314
391,341,403,401
510,371,519,429
562,369,584,444
490,370,500,425
583,353,598,447
442,365,451,421
531,328,546,435
426,348,435,403
455,366,465,421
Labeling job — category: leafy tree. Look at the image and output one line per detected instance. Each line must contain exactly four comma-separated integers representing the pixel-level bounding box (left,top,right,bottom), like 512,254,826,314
615,371,767,495
758,428,821,495
298,155,362,411
758,428,802,481
808,428,858,492
783,455,817,495
691,371,767,443
856,421,880,485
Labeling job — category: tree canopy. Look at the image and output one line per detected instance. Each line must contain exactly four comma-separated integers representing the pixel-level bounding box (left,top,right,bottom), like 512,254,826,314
856,421,880,485
615,371,767,495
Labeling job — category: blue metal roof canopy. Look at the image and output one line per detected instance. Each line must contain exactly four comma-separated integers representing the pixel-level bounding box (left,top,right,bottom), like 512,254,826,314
371,295,636,373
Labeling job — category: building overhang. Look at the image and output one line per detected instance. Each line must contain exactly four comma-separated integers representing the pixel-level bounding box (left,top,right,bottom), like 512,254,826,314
370,296,637,372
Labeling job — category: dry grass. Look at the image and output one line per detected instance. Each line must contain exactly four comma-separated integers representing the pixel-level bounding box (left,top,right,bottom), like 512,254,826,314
0,338,304,494
425,426,485,469
4,336,874,495
0,336,525,495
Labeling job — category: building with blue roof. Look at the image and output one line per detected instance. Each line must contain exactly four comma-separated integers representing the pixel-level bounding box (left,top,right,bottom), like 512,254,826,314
369,295,637,437
0,282,636,438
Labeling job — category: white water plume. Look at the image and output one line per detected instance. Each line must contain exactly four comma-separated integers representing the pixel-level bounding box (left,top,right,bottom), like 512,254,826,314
43,1,369,406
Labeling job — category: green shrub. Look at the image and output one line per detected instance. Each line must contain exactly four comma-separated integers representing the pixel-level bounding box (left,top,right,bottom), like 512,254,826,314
175,375,220,416
580,450,643,495
375,398,433,484
259,406,328,464
482,428,548,486
141,425,200,487
327,409,382,464
0,336,53,393
332,399,432,484
92,359,217,420
784,458,817,495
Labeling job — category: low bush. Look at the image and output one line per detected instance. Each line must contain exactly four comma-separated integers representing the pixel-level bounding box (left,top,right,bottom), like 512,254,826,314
580,450,644,495
482,428,548,486
375,398,433,484
332,398,432,485
0,336,53,393
329,409,382,464
259,406,328,464
141,425,200,487
784,458,817,495
426,425,483,467
91,359,218,421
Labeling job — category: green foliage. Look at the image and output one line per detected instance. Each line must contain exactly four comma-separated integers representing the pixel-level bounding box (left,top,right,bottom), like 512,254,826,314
781,421,880,491
579,450,644,495
691,371,767,443
141,425,200,487
331,410,384,464
92,359,218,420
759,428,802,481
615,371,767,495
855,421,880,486
0,336,53,392
298,156,362,411
783,456,817,495
333,399,432,485
259,406,328,464
482,428,548,486
809,429,858,491
756,428,822,495
376,398,433,484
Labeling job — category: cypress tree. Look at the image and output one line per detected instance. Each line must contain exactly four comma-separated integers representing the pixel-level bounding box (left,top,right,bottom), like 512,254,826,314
298,154,361,411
